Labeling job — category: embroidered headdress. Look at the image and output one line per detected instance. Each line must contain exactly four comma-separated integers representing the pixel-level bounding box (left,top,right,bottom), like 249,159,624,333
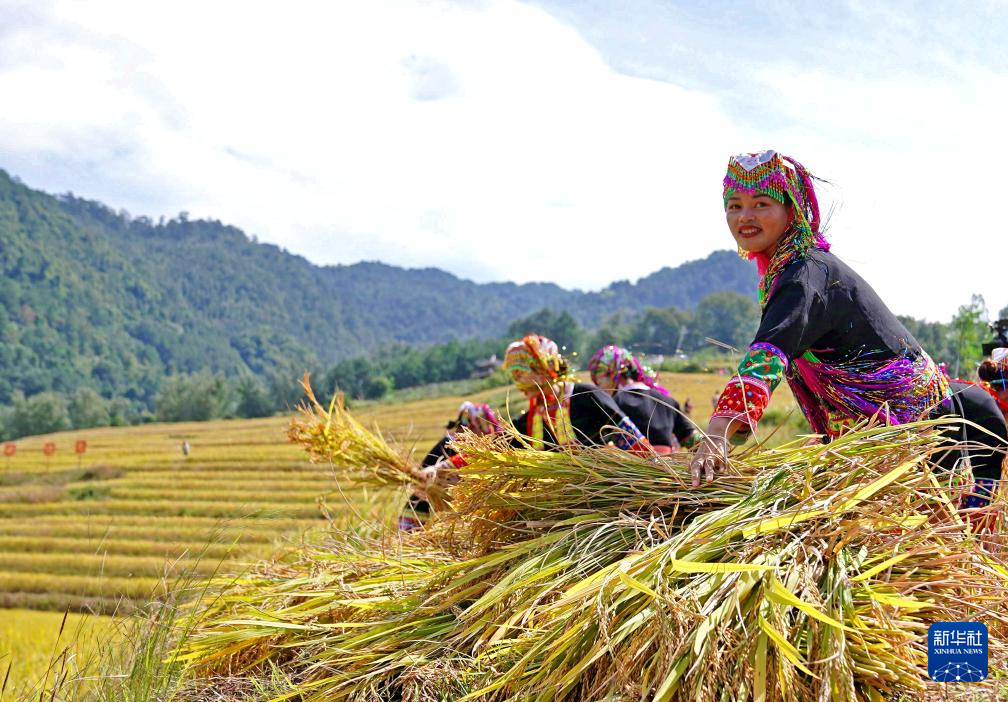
723,150,830,305
451,401,501,435
588,345,668,396
979,348,1008,389
503,335,571,392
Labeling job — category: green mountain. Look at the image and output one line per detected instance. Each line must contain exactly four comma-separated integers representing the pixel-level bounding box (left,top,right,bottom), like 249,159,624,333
0,169,757,405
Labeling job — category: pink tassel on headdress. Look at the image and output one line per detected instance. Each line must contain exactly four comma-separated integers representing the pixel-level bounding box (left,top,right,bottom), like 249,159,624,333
749,251,771,276
781,156,819,230
781,155,830,252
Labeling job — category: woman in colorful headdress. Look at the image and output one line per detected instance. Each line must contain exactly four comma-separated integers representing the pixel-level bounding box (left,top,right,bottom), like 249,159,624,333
690,150,1007,514
978,349,1008,421
960,349,1008,518
398,401,501,531
502,334,649,451
588,344,699,451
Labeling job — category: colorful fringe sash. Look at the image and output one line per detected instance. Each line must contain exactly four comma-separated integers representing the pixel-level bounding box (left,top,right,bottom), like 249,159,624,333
527,385,576,449
787,350,949,438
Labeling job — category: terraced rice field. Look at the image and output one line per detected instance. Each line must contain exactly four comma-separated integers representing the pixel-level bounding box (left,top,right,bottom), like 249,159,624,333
0,385,530,616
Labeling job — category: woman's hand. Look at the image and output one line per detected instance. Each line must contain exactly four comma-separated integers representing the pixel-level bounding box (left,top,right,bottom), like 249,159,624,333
690,436,728,486
689,416,736,487
417,465,439,487
418,458,462,490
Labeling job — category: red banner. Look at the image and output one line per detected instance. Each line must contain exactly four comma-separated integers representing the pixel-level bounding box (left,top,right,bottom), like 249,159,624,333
2,443,14,457
75,440,87,455
42,442,56,457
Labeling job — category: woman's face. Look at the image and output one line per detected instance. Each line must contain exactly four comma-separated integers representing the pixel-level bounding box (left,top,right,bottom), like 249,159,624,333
592,374,618,394
512,371,543,399
514,373,564,400
725,191,792,256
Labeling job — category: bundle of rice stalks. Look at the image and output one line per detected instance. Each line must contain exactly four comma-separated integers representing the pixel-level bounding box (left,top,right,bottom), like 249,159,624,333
289,375,440,500
175,399,1007,702
442,421,967,551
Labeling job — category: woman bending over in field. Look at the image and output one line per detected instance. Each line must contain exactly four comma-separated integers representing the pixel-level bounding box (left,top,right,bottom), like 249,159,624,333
977,350,1008,423
961,349,1008,518
588,344,699,453
399,401,501,531
502,335,650,452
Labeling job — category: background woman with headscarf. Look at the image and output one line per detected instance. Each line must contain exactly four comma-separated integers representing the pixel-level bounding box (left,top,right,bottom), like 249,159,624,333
978,349,1008,422
588,344,698,452
689,150,1007,517
962,349,1008,517
399,401,501,531
502,335,649,451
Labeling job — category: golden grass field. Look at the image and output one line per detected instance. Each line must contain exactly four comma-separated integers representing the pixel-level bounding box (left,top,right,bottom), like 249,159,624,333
0,610,112,698
0,371,799,694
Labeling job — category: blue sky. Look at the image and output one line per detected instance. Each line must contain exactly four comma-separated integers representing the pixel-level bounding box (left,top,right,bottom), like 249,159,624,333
0,0,1005,321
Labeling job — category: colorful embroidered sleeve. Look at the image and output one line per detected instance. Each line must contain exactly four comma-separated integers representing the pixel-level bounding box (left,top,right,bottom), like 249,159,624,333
712,343,788,433
613,415,649,452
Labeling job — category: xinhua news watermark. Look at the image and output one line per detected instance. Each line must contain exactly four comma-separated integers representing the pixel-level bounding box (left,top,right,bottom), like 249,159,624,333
928,623,988,682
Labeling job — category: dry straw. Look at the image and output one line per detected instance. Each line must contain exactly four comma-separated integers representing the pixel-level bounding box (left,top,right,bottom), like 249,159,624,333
176,382,1007,702
288,374,450,510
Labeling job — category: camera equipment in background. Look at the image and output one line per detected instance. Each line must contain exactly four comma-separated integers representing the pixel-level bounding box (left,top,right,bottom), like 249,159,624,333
982,318,1008,356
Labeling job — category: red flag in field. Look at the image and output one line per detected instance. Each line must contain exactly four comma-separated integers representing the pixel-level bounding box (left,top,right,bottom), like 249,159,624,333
75,440,87,454
3,443,14,457
42,442,56,456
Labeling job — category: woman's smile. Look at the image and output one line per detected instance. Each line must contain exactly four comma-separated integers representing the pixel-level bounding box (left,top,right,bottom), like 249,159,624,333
725,191,791,256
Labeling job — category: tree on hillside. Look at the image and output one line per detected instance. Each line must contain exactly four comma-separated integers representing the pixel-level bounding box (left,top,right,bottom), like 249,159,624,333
691,292,760,352
388,350,425,389
507,309,583,353
69,387,111,429
5,391,72,439
325,357,375,401
155,371,230,422
0,406,11,441
108,397,138,427
584,312,634,357
628,307,693,354
268,361,319,412
365,375,394,400
234,375,274,418
951,295,988,377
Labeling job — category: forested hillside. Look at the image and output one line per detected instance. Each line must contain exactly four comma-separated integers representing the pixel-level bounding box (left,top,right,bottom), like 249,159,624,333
0,169,756,407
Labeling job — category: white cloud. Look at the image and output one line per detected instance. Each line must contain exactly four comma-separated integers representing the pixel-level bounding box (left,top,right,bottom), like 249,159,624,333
0,0,1003,323
0,1,753,284
743,59,1008,321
